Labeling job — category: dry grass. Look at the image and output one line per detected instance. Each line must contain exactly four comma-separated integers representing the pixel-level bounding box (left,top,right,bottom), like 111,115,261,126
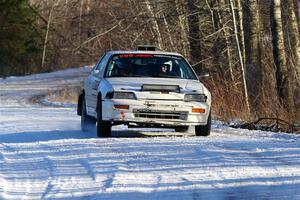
48,86,82,104
206,77,300,128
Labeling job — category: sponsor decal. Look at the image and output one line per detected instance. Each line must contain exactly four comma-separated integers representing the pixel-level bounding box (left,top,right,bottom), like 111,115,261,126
115,54,181,60
118,54,153,58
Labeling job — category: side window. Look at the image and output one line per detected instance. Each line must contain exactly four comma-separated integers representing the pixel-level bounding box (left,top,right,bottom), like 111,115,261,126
99,54,111,78
93,55,104,71
106,59,116,77
92,54,110,77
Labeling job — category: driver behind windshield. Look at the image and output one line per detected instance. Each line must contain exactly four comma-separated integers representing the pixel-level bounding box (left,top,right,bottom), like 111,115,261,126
160,64,168,74
158,63,176,77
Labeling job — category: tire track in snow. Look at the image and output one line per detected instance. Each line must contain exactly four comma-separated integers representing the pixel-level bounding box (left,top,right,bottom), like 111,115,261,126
102,173,116,192
79,158,96,181
41,157,55,199
1,67,300,199
0,144,6,200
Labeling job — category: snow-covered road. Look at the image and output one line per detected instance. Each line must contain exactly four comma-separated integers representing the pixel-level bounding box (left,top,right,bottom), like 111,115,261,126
0,68,299,200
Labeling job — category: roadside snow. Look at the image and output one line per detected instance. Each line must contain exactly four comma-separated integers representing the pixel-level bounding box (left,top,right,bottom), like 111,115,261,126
0,67,299,200
41,99,77,108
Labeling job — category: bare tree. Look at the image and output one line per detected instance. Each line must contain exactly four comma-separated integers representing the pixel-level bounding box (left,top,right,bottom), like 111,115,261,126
144,0,164,50
41,0,57,69
161,12,175,51
218,0,235,82
245,0,262,112
230,0,250,113
175,0,191,59
270,0,294,110
236,0,246,67
295,0,300,31
288,0,300,82
187,0,202,68
24,0,300,121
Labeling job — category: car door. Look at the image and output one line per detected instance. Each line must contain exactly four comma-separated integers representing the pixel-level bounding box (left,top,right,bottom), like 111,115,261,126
85,59,102,116
85,54,111,116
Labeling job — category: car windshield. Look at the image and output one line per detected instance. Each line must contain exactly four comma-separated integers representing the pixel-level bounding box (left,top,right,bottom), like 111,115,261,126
105,54,197,80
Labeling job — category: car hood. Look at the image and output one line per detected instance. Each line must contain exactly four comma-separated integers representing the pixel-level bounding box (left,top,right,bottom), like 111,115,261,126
106,77,204,93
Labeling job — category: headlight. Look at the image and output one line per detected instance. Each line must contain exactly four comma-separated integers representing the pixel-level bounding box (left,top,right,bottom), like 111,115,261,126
110,92,137,100
184,94,207,102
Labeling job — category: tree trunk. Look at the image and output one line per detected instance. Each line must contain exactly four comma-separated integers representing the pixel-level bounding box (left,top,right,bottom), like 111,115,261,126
162,12,175,51
288,0,300,82
175,0,191,60
187,0,202,69
84,0,91,14
79,0,83,43
41,1,57,69
295,0,300,31
230,0,250,113
244,0,262,112
270,0,294,111
144,0,164,50
236,0,246,67
218,0,235,83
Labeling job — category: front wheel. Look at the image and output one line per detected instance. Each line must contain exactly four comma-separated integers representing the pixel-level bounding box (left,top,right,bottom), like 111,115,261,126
195,112,211,136
81,97,96,132
97,96,111,137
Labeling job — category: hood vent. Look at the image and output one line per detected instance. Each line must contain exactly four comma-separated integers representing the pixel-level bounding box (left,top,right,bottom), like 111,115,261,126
141,84,180,93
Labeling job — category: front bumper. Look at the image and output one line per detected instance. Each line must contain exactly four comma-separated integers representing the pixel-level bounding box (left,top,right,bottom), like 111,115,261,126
102,99,210,126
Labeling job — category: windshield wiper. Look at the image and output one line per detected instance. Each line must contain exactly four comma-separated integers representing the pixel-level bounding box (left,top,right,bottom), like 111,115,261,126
128,74,148,77
111,74,147,77
155,74,179,78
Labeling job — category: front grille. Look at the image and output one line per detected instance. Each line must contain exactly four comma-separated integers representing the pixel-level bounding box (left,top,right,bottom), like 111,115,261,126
133,109,188,120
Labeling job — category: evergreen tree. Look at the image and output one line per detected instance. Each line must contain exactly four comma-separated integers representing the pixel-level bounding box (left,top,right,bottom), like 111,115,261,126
0,0,40,77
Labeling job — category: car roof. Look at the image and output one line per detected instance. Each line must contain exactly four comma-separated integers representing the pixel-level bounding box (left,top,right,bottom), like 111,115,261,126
106,50,183,57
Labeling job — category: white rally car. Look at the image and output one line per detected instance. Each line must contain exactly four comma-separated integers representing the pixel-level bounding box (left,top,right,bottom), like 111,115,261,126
78,48,211,137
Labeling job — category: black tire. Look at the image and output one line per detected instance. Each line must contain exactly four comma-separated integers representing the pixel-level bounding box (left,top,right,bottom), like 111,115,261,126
81,97,96,132
195,112,211,136
175,126,189,132
97,95,111,137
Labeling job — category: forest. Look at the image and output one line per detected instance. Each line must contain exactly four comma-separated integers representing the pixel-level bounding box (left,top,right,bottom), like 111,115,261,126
0,0,299,123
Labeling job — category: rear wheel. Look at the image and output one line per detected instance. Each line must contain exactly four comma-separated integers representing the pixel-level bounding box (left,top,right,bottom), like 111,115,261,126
97,96,111,137
195,112,211,136
81,97,96,132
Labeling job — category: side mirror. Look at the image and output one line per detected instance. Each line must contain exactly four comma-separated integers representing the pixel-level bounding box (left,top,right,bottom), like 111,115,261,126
92,69,100,77
198,72,210,80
